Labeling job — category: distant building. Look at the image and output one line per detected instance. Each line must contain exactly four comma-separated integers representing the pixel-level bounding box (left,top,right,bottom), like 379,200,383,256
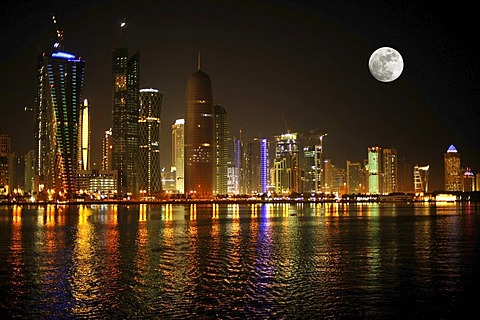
76,169,117,197
214,105,229,195
413,165,429,194
111,48,140,197
184,56,214,198
77,98,91,171
274,132,300,194
368,147,381,194
138,88,163,198
444,145,461,191
102,129,113,170
346,161,361,194
171,119,185,194
35,49,85,194
382,148,397,194
24,150,36,193
463,167,475,192
0,133,13,194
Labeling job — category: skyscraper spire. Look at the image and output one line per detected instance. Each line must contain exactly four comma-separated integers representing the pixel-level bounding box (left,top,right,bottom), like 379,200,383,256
197,52,201,70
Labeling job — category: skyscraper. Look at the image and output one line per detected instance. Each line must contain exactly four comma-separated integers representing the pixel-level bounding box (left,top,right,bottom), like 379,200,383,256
346,160,361,194
274,132,300,194
171,119,185,194
184,56,214,198
214,104,229,195
77,98,91,171
102,129,113,171
0,133,13,194
444,144,461,191
35,49,85,194
138,88,163,198
112,48,139,197
382,147,397,194
368,147,381,194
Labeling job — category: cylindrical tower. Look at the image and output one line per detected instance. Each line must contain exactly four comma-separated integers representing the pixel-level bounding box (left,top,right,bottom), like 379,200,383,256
184,62,214,198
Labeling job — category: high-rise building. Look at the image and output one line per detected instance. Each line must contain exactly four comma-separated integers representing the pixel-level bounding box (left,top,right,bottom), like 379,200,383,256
382,148,397,194
444,145,461,191
184,56,214,198
462,167,475,192
0,133,13,194
346,161,361,194
413,165,429,194
138,88,163,198
368,147,381,194
214,104,229,195
274,132,300,194
24,150,36,193
35,49,85,194
112,48,140,196
301,132,326,194
102,129,113,170
77,98,91,171
171,119,185,194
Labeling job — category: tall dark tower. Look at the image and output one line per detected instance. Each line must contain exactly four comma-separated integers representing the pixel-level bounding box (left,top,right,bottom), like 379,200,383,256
112,48,140,197
184,54,214,198
34,17,85,195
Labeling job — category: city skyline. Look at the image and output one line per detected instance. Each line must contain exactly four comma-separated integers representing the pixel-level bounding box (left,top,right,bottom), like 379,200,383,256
1,1,479,191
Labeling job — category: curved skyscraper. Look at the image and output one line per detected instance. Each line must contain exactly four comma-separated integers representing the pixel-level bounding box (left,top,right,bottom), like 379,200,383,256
184,58,214,198
35,50,85,194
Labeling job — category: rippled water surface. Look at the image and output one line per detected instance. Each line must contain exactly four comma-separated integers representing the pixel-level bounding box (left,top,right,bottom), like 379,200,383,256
1,202,480,318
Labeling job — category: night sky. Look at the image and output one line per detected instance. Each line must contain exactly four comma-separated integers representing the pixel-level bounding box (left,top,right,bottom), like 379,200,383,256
1,0,479,191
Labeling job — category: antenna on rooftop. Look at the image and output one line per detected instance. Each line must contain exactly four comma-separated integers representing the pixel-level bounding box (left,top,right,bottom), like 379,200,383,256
52,14,64,51
197,52,201,70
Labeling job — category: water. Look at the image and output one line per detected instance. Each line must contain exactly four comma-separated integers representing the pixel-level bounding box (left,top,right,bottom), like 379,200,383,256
1,202,479,319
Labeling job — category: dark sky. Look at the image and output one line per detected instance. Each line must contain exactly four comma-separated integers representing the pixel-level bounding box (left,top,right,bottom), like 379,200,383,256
1,0,479,191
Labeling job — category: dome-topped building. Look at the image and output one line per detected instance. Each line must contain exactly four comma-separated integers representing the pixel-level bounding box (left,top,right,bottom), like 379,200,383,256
184,55,214,198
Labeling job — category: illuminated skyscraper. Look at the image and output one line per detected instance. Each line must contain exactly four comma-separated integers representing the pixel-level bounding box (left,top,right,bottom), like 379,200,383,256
382,147,397,194
184,56,214,198
171,119,185,194
274,132,300,194
346,160,361,194
77,98,91,171
368,147,381,194
35,49,85,194
102,129,113,170
444,145,461,191
0,133,13,194
214,105,229,195
112,48,139,196
138,88,163,198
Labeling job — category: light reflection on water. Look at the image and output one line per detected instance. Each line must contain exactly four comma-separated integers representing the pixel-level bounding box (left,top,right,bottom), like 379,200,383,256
0,203,479,318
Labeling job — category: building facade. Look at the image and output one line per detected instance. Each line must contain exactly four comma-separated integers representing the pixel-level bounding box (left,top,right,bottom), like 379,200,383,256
112,48,140,197
444,145,461,191
171,119,185,194
138,88,163,198
35,50,85,194
214,105,229,195
77,98,91,171
368,147,381,194
184,61,214,198
382,147,397,194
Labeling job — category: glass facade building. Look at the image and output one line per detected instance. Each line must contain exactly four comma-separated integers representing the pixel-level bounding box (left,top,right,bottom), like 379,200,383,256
35,50,85,194
112,48,139,197
184,65,214,198
138,88,163,198
444,145,461,191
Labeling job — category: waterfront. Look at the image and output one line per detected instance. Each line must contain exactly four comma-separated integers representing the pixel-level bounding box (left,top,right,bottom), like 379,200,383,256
1,202,479,318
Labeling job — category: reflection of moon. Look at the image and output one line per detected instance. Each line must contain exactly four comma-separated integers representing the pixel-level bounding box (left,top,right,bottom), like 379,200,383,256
369,47,404,82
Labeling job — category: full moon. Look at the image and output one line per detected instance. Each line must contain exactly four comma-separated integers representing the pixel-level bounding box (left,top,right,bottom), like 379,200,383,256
368,47,404,82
